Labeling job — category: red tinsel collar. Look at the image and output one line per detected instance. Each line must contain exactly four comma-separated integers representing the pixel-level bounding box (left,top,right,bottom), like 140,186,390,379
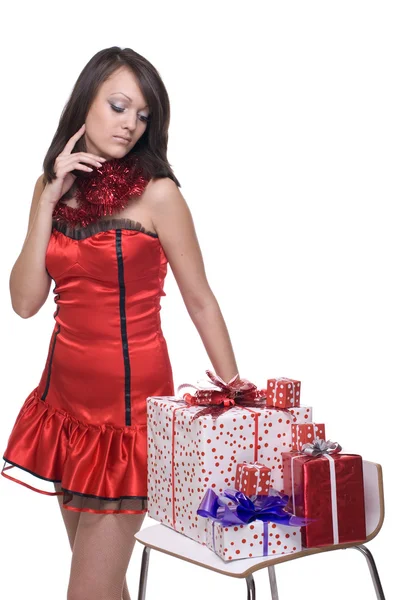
51,154,150,228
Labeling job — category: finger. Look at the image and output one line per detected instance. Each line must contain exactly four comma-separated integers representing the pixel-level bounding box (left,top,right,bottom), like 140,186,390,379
58,154,105,169
71,164,93,172
60,124,86,156
73,151,107,162
56,163,94,178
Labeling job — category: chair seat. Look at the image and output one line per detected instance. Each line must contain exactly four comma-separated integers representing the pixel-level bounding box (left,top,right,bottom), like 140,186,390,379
135,460,383,578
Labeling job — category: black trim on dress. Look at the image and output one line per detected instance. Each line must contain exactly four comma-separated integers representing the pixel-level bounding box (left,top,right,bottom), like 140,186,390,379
51,217,158,240
115,230,132,426
41,322,60,401
2,456,62,483
60,486,147,502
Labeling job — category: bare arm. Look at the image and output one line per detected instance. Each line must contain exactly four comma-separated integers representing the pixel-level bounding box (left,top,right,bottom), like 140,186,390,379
147,177,240,383
9,175,54,318
10,124,108,319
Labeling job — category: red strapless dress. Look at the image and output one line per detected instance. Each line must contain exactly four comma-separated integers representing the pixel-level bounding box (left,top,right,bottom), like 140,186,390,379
1,216,174,514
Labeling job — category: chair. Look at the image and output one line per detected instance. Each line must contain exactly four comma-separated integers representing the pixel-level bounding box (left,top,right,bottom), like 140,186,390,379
134,460,385,600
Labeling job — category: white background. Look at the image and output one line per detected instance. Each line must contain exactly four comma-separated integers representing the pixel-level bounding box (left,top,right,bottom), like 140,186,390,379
0,1,398,598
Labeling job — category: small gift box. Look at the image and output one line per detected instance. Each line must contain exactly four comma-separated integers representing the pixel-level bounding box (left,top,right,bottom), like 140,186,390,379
291,423,326,451
266,378,301,408
197,488,305,561
235,462,272,496
282,439,366,548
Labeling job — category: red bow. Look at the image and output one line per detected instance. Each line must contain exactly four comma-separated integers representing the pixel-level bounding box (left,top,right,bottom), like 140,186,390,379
177,370,265,409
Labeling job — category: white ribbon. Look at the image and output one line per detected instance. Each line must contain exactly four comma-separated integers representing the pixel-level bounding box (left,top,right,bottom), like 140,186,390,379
325,453,339,544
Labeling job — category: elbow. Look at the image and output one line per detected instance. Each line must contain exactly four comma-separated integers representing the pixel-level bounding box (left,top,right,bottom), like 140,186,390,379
9,272,51,319
19,312,33,319
186,290,218,319
12,305,36,319
11,299,41,319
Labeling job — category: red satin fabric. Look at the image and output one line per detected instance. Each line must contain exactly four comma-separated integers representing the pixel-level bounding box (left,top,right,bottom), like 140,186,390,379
282,452,366,547
1,223,174,514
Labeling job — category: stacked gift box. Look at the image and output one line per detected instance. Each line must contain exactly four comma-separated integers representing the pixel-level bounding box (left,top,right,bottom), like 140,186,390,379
282,441,366,548
147,373,367,562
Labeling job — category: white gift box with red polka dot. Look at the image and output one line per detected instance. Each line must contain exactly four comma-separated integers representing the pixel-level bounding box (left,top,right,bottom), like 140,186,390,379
204,519,302,561
146,397,312,544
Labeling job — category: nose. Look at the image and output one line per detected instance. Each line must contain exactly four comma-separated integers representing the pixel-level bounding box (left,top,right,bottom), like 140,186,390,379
122,111,137,133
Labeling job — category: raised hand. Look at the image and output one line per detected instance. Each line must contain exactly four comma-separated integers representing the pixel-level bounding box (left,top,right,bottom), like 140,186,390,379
42,124,107,206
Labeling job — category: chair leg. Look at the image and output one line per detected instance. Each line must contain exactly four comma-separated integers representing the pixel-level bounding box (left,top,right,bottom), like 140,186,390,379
352,545,386,600
268,566,279,600
245,574,256,600
137,546,151,600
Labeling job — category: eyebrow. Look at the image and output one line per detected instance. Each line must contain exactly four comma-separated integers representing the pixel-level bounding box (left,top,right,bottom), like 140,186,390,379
110,92,148,109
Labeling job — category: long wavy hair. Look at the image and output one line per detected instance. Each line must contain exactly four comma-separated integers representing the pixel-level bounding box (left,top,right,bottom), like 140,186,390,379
42,46,180,190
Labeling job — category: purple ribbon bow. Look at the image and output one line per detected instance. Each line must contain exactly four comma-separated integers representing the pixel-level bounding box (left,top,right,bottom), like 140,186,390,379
197,487,308,527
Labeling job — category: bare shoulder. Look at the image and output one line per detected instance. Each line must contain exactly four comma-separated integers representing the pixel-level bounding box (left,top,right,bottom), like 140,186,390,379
145,176,182,206
144,176,188,234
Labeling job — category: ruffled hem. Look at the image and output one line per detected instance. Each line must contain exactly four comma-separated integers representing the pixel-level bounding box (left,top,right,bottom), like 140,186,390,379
1,388,149,515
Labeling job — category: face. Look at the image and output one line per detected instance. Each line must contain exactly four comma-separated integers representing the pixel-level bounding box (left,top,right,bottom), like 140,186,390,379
84,66,150,160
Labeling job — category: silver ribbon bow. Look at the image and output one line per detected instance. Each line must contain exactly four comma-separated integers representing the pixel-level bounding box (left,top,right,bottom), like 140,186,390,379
301,438,342,456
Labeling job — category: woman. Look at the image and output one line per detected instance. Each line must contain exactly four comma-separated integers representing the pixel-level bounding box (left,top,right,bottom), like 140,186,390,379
1,46,240,600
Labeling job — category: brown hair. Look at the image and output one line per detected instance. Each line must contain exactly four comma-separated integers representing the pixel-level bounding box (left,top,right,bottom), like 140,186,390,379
42,46,180,188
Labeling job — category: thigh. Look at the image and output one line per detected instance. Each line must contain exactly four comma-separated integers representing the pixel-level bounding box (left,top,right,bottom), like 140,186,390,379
54,482,81,550
67,510,146,600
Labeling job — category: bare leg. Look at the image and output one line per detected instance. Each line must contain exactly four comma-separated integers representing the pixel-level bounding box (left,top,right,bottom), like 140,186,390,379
54,482,139,600
122,577,131,600
66,505,146,600
54,482,82,549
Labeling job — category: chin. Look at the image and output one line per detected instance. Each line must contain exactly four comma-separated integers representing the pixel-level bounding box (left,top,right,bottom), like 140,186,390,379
101,149,127,161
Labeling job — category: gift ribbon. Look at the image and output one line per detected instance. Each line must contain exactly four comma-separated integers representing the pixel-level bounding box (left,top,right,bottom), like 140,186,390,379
171,402,189,529
198,487,308,526
176,370,297,425
177,370,265,409
291,439,342,544
199,488,309,557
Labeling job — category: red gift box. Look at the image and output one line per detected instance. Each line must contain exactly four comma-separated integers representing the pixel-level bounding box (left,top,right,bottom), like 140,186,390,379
235,462,271,496
266,378,301,408
282,450,366,548
291,423,326,451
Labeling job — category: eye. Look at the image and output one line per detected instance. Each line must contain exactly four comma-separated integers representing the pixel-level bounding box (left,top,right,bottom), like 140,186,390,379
110,104,150,123
110,104,125,113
